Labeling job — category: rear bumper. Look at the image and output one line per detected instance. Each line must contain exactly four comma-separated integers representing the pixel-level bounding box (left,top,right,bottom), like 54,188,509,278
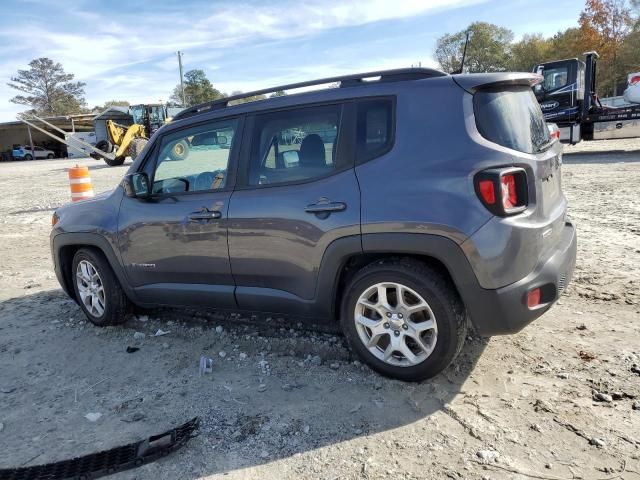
466,220,577,336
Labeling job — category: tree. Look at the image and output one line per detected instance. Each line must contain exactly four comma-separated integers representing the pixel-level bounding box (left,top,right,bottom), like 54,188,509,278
8,58,86,115
269,90,286,98
228,90,267,106
91,100,130,113
170,69,225,106
102,100,130,108
579,0,632,95
509,34,554,72
435,22,514,73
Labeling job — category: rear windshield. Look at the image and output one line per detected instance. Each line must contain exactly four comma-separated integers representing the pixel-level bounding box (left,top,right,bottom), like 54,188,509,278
473,86,551,154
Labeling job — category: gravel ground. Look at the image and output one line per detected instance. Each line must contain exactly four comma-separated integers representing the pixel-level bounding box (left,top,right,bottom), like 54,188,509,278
0,138,639,480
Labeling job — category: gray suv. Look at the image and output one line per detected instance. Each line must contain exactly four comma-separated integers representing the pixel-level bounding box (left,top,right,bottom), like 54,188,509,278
51,68,576,381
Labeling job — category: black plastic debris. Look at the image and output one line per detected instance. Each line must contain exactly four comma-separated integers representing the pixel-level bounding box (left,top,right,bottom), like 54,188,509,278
0,417,199,480
126,346,140,353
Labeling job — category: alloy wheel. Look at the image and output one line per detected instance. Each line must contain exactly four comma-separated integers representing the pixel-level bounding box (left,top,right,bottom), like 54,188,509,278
354,282,438,367
76,260,106,318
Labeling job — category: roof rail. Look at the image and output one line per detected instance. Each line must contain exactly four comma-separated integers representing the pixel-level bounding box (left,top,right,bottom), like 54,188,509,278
172,67,446,121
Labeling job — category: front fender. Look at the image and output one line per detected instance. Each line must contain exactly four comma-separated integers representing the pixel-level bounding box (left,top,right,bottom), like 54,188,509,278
51,232,136,303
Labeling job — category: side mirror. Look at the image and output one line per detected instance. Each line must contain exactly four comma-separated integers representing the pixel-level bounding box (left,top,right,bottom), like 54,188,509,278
123,172,150,199
217,134,228,145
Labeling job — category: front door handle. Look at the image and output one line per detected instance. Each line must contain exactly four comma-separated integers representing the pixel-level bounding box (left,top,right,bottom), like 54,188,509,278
188,209,222,221
305,201,347,214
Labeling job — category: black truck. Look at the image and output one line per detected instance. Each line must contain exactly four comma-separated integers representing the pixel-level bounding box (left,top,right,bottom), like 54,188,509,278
533,51,640,144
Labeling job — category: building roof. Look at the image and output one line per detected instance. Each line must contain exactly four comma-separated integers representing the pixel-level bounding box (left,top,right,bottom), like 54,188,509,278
0,113,95,131
92,106,131,121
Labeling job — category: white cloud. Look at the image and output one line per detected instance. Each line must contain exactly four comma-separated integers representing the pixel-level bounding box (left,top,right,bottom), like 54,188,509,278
0,0,483,120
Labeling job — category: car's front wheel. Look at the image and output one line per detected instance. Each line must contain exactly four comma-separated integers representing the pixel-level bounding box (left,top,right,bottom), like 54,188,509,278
24,154,33,160
72,248,129,326
47,153,54,159
340,258,467,381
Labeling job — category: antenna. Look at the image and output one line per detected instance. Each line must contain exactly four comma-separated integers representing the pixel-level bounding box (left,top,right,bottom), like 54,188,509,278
452,31,471,74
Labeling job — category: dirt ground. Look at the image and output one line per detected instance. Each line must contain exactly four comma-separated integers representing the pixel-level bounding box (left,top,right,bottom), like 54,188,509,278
0,138,639,480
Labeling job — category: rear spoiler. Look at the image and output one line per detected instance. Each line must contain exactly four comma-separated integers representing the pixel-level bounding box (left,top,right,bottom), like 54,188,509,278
452,72,543,93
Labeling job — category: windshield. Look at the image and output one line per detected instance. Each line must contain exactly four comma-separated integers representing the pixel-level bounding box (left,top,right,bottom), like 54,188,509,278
473,86,551,154
130,105,145,125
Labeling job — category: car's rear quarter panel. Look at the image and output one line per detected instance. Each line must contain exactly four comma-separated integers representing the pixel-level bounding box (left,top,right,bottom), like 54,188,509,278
356,78,493,244
357,77,570,291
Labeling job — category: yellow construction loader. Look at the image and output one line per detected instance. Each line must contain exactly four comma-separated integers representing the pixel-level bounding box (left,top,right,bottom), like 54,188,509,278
94,104,187,166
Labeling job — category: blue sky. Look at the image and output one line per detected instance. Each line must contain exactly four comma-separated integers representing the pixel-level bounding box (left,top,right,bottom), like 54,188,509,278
0,0,584,122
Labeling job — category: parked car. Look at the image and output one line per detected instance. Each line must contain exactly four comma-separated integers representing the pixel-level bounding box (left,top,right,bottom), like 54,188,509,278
12,145,55,160
50,68,576,381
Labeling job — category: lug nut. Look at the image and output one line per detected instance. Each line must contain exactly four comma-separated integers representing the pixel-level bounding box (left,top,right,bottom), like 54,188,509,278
398,313,403,319
402,324,408,330
394,330,400,336
386,312,392,318
383,322,390,329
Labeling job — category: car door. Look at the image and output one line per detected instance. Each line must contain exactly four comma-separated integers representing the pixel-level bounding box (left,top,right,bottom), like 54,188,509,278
34,146,44,158
118,117,242,308
227,103,361,317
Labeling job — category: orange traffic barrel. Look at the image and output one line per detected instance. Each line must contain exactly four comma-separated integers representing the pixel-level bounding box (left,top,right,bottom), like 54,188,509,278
68,165,94,202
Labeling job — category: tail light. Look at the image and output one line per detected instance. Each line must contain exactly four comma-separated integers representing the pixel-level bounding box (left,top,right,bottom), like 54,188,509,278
475,167,528,216
547,123,560,141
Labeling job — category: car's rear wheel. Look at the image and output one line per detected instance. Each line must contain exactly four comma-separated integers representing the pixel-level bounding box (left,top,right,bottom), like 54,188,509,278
25,154,33,161
72,248,129,326
47,153,54,159
340,258,467,381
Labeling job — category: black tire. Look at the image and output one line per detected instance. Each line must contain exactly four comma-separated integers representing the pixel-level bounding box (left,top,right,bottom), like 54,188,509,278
128,138,148,160
91,140,114,160
104,155,126,167
96,140,114,153
340,258,467,381
47,153,54,159
25,154,33,161
167,139,189,161
93,141,123,165
71,248,129,326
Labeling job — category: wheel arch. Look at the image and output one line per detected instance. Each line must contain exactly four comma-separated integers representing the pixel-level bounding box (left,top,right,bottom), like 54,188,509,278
318,233,482,323
52,233,135,303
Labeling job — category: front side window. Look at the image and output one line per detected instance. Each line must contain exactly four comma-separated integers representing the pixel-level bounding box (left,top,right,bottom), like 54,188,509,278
248,105,341,186
151,119,237,194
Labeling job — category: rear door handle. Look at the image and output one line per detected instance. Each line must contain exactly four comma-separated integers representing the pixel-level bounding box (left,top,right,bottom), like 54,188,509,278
305,201,347,214
188,209,222,221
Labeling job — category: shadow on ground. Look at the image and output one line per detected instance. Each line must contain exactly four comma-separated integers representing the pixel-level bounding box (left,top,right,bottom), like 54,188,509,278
52,162,131,173
0,289,487,478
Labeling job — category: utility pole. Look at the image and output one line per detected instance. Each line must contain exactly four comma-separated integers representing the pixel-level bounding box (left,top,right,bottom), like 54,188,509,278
177,51,186,106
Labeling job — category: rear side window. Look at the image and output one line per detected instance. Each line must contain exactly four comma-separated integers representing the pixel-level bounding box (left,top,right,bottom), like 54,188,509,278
473,86,551,154
356,99,393,163
248,104,341,186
